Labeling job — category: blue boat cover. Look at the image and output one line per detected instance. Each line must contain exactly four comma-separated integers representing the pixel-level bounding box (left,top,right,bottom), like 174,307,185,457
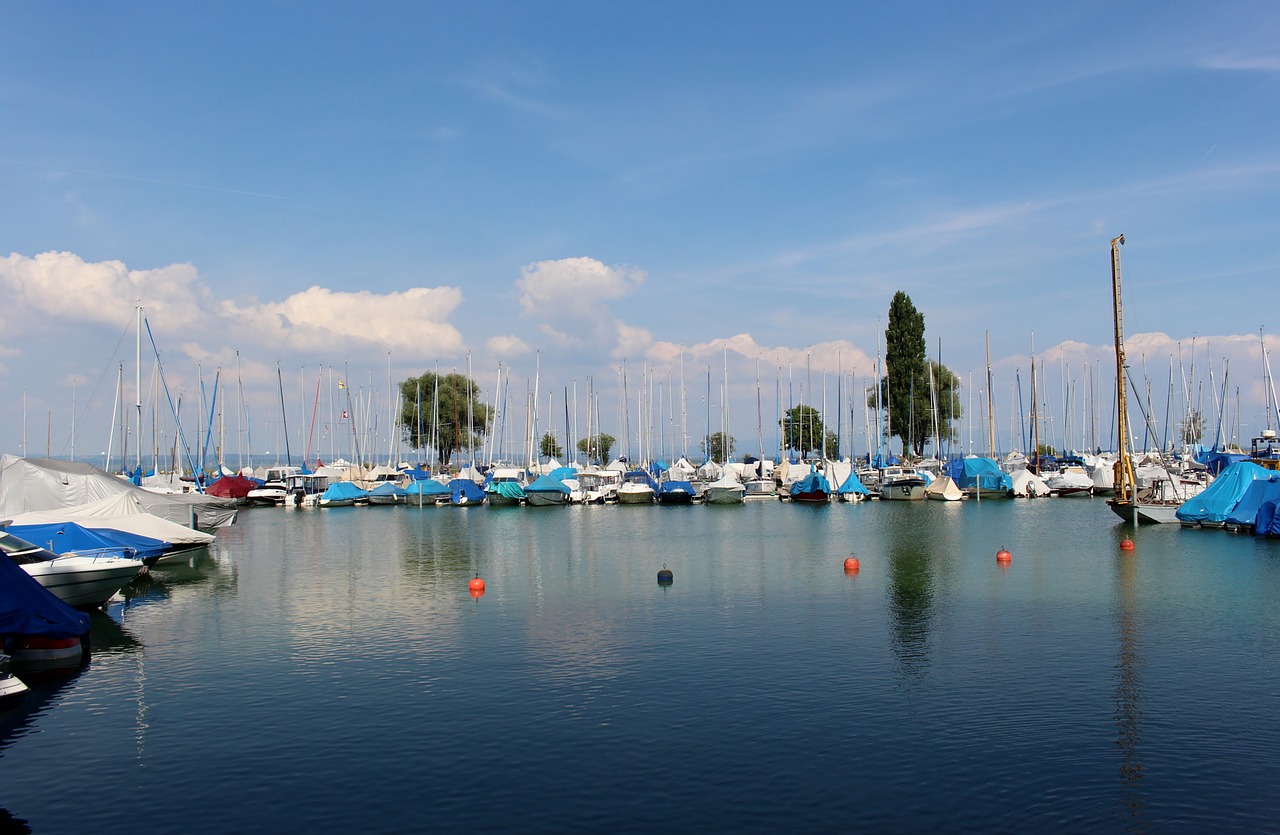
527,475,570,494
1176,461,1275,524
945,457,1013,492
487,481,527,500
790,471,832,497
547,467,577,482
837,471,870,495
0,543,90,638
449,479,486,504
321,482,368,502
658,480,695,496
623,470,659,491
6,522,167,562
1197,450,1251,476
1224,478,1280,527
1256,501,1280,536
405,478,450,496
368,482,408,499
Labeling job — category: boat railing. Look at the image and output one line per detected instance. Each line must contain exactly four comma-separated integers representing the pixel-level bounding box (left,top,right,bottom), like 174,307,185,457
57,547,139,562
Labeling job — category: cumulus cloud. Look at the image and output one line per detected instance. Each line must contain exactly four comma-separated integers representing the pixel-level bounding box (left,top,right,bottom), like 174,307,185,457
0,250,212,330
0,251,468,362
650,333,875,377
221,285,465,356
486,335,532,357
515,256,648,357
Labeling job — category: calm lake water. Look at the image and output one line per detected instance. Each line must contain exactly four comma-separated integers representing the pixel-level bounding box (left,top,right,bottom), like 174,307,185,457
3,497,1279,833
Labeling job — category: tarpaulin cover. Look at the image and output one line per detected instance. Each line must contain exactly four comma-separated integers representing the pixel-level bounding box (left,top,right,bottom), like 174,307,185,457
0,542,90,637
5,521,168,562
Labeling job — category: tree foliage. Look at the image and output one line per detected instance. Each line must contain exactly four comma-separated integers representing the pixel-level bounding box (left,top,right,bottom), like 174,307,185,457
701,431,736,463
539,432,563,460
871,292,962,457
576,433,616,463
780,404,836,458
399,371,490,468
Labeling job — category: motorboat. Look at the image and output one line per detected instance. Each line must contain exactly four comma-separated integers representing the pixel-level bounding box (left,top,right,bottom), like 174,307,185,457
572,469,622,503
366,482,408,506
246,466,303,506
1,531,144,609
703,474,746,505
878,466,927,501
284,473,331,507
617,471,657,505
525,475,571,507
924,476,963,501
318,481,369,507
1045,460,1094,497
788,470,832,504
656,480,696,505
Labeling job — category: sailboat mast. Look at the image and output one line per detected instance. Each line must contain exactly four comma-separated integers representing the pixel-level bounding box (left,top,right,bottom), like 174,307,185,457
1111,234,1134,504
986,331,996,458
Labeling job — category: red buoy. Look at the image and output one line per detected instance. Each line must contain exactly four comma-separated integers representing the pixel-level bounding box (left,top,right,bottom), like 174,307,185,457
1120,539,1135,551
468,575,486,592
996,548,1012,564
843,556,860,573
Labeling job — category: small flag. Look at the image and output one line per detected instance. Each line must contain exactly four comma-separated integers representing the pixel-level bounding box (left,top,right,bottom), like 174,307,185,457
341,410,349,420
338,379,346,389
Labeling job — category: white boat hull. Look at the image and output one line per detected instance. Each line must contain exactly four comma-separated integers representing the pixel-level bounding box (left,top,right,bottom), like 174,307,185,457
617,486,655,504
22,556,145,608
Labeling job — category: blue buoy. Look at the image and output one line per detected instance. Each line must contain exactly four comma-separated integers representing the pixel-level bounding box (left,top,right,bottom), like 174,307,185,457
657,564,674,585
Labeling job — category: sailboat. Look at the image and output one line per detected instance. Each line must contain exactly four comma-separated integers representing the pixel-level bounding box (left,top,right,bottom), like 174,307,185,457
1107,235,1183,524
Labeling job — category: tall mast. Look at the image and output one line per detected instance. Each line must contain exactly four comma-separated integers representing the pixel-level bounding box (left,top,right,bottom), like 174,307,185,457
1111,234,1134,503
986,331,996,458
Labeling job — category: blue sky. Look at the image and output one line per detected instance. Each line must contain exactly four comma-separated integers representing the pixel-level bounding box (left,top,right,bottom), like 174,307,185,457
2,2,1279,464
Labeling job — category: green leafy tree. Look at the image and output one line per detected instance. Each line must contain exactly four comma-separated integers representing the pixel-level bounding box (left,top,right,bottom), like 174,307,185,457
399,371,490,468
576,433,616,463
701,431,736,462
781,404,830,458
871,292,962,457
539,432,563,460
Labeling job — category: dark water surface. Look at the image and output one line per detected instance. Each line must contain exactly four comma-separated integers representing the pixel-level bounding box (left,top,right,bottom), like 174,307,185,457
3,499,1279,833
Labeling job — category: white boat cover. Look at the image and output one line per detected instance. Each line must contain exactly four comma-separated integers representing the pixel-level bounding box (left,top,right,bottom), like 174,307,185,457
0,456,237,528
7,493,216,546
925,476,964,501
1010,469,1051,497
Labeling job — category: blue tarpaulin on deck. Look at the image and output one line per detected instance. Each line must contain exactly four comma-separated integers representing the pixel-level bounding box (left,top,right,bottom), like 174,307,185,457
0,535,90,638
1177,461,1275,525
6,522,167,562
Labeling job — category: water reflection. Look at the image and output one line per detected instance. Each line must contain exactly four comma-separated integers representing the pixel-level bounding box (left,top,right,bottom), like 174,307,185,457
117,551,237,610
1115,546,1147,831
886,540,935,678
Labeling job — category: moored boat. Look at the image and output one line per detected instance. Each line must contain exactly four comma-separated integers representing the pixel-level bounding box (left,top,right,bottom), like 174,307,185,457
1,530,143,609
878,466,927,501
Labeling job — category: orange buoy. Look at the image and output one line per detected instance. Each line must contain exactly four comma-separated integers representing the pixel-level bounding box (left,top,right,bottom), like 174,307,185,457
843,556,860,573
468,575,486,592
469,587,485,600
996,548,1012,564
1120,539,1135,551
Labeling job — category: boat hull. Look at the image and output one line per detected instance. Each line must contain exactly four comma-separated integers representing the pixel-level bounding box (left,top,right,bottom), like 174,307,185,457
879,481,926,501
704,487,745,505
789,491,831,504
616,487,655,504
22,557,145,609
525,492,568,507
1108,499,1181,524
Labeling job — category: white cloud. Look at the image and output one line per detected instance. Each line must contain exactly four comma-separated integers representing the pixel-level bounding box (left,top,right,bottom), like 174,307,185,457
0,250,212,330
221,285,465,356
650,333,875,377
515,256,648,358
486,335,532,357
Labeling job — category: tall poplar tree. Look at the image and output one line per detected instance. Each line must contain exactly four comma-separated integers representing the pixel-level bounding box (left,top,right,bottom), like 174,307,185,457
872,292,962,457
